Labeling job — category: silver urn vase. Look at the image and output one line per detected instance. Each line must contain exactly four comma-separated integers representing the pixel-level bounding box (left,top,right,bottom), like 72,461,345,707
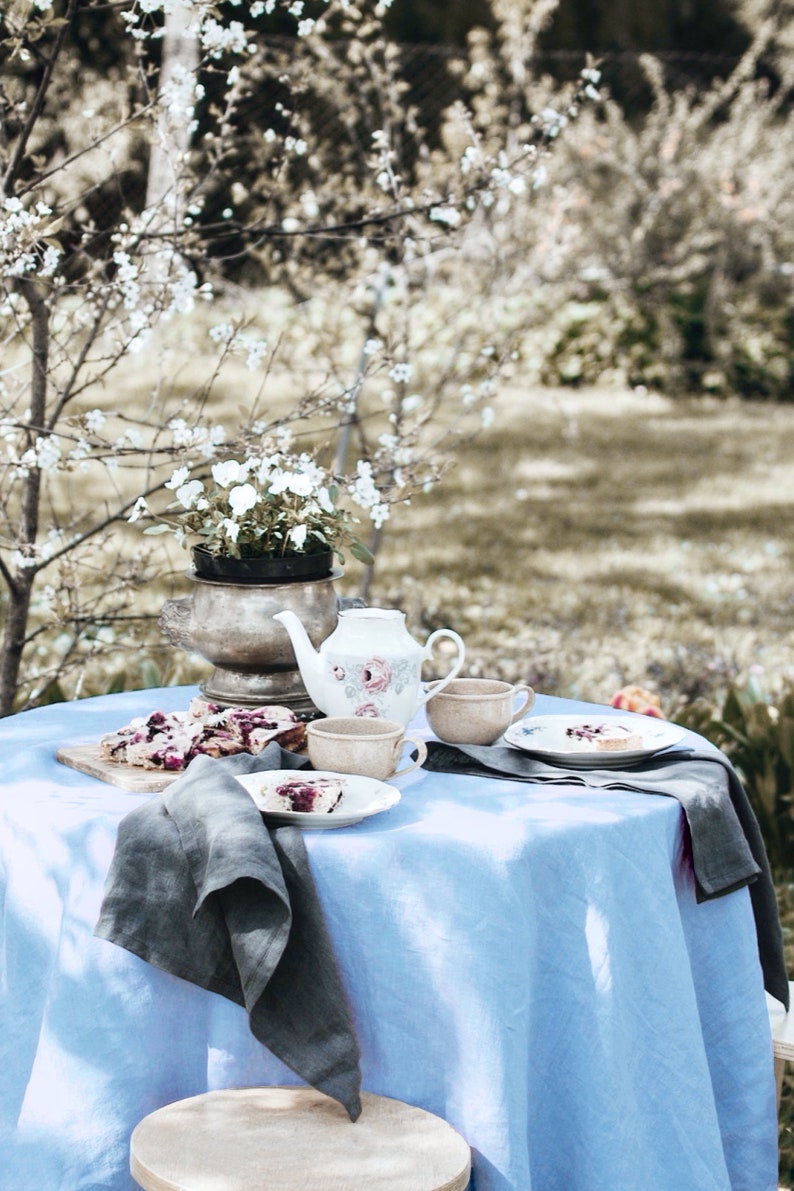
158,568,344,714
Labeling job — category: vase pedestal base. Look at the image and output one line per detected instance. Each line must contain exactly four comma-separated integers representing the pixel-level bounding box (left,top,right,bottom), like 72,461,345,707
199,666,317,716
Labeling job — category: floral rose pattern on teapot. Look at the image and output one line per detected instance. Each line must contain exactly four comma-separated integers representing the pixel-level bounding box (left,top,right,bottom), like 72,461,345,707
331,653,417,717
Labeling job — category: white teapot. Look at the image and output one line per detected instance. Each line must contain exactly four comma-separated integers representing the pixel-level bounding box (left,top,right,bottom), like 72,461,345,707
273,607,465,726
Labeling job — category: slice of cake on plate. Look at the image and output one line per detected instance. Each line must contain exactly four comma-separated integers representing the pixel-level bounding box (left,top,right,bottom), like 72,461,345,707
565,722,643,753
257,775,346,814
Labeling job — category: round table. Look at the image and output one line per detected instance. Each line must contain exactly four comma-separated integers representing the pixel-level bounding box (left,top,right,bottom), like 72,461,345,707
0,687,778,1190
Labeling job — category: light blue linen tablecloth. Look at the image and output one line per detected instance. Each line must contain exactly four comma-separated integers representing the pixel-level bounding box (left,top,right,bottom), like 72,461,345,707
0,687,779,1190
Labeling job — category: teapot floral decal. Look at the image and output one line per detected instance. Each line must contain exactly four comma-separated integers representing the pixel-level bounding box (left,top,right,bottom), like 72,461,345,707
331,653,417,718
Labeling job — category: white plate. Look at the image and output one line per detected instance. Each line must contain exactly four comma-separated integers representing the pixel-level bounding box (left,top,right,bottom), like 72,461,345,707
236,770,401,829
503,714,686,768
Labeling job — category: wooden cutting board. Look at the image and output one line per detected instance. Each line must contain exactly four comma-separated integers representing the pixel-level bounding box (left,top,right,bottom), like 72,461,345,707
56,744,177,792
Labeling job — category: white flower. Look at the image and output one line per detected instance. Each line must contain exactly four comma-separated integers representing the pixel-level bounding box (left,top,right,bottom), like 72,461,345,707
165,466,190,490
175,480,205,509
388,362,412,384
429,206,461,228
227,483,258,516
10,550,37,571
212,459,245,488
84,409,106,434
200,18,250,59
289,523,308,550
128,496,149,523
286,471,314,498
317,486,335,514
370,502,390,529
221,518,240,543
35,436,61,472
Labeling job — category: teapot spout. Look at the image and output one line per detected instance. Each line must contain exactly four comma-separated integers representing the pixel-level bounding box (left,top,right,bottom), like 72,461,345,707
273,609,327,712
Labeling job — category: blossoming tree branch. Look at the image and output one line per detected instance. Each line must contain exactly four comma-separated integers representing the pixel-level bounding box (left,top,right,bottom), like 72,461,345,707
0,0,596,715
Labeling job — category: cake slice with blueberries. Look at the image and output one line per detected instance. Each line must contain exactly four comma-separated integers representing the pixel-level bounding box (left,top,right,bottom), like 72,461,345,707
258,774,346,814
565,722,643,752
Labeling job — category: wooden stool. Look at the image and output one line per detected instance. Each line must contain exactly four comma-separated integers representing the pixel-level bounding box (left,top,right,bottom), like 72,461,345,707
768,983,794,1112
130,1086,471,1191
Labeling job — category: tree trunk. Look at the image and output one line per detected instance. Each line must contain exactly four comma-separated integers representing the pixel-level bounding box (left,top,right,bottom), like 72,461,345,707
0,280,49,716
143,2,200,226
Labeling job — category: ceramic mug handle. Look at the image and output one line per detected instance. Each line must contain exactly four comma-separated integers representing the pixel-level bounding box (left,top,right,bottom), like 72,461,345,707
510,683,536,724
391,734,428,778
416,629,466,708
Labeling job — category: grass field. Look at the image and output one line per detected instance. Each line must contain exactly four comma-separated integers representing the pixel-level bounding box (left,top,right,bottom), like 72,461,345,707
363,386,794,712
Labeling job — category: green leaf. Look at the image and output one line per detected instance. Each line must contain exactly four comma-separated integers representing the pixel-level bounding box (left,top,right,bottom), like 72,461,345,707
350,540,375,565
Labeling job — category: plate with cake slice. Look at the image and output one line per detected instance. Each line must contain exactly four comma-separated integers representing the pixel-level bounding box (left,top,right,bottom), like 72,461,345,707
503,714,686,768
236,770,401,828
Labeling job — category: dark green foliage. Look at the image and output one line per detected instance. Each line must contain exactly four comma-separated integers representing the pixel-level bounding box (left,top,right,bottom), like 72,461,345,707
678,684,794,868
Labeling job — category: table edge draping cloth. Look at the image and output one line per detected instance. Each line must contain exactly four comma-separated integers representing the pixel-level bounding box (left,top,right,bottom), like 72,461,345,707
423,740,789,1009
94,744,362,1119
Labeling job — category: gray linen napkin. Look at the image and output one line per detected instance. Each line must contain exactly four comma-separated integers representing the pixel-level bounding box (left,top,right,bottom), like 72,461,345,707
423,740,789,1009
95,744,362,1119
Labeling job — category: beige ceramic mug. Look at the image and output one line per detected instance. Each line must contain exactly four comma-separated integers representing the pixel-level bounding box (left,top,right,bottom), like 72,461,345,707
306,717,428,781
425,678,535,745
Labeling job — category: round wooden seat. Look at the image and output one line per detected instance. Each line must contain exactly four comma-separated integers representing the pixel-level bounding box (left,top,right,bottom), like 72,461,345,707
130,1086,471,1191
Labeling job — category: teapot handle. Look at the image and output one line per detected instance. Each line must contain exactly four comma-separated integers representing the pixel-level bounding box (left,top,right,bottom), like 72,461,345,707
416,629,466,709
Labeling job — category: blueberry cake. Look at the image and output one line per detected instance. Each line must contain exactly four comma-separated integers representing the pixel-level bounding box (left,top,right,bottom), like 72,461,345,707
565,722,643,752
258,775,346,814
98,698,305,771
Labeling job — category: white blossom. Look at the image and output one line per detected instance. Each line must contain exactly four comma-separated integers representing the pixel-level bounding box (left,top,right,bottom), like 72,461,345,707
40,245,61,277
429,205,461,228
29,435,62,471
128,496,149,523
0,196,60,278
175,480,206,509
165,466,191,490
158,64,202,136
228,483,258,516
348,459,390,528
10,550,37,571
212,459,245,488
388,362,412,384
221,517,240,542
286,471,314,498
200,18,250,59
84,409,106,434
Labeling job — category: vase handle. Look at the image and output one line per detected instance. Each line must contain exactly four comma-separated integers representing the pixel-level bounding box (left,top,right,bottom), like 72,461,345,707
416,629,466,709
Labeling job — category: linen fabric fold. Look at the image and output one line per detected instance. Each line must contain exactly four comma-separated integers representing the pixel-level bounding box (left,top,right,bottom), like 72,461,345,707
423,740,789,1010
94,744,362,1120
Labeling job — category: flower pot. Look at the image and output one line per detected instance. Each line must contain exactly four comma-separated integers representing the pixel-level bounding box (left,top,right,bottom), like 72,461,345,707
191,546,334,584
159,569,344,713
